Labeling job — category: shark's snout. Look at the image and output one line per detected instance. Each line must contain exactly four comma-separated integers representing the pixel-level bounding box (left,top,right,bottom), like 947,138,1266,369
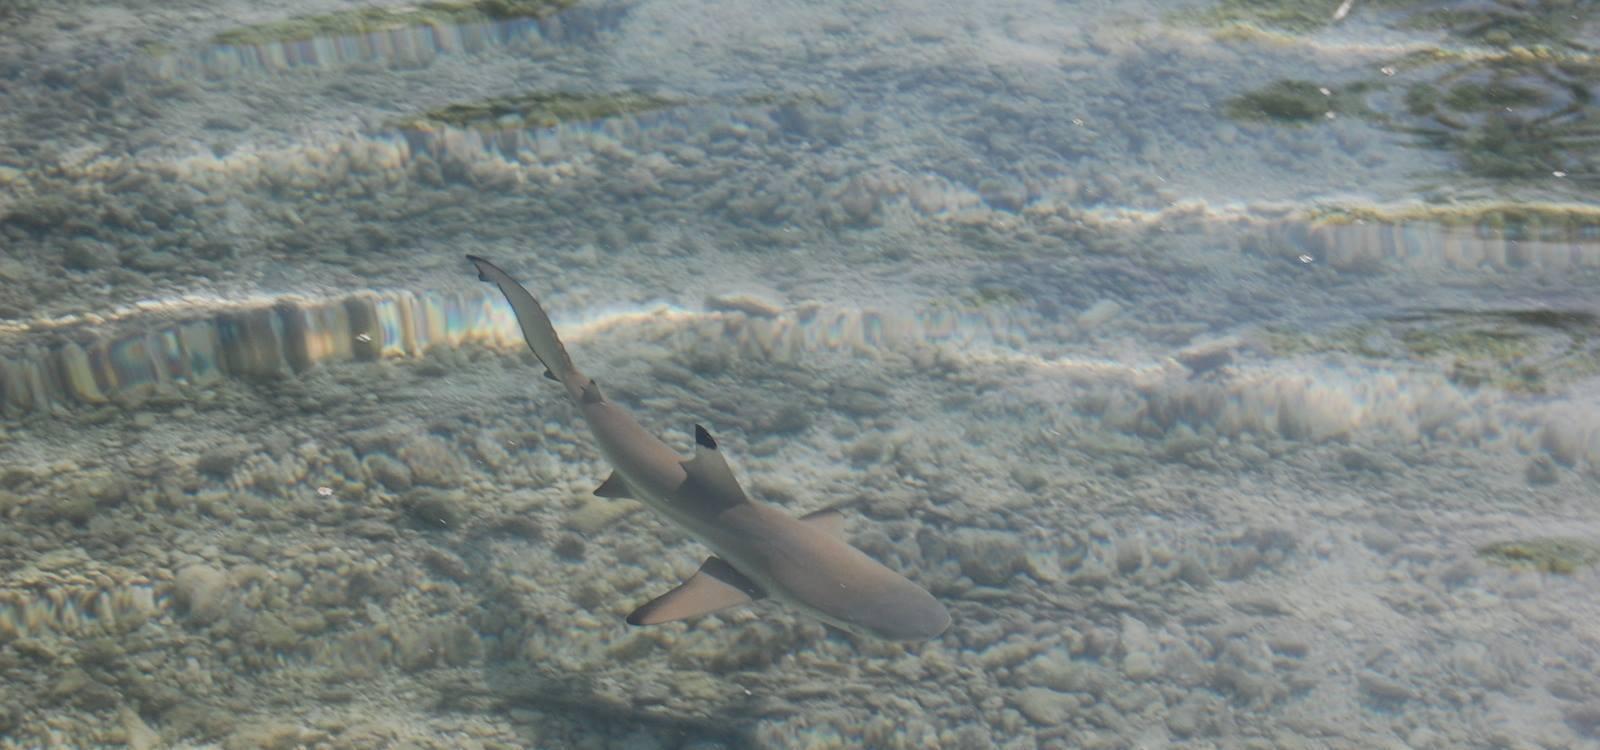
856,584,951,641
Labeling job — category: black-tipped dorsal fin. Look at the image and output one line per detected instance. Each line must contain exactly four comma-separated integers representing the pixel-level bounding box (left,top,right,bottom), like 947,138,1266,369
798,507,847,537
680,424,748,507
626,556,766,626
593,471,631,499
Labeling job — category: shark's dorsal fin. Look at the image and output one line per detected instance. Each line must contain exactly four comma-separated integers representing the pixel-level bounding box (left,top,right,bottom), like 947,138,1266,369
799,507,846,537
626,556,766,626
693,424,718,450
594,471,631,499
680,425,749,506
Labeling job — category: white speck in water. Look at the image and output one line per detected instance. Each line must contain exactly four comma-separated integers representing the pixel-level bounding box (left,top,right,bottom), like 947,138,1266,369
317,486,334,497
1553,171,1568,178
1381,66,1396,76
1298,255,1315,264
356,333,372,343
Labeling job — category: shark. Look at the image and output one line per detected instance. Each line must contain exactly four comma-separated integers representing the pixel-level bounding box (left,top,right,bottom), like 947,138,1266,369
467,255,950,641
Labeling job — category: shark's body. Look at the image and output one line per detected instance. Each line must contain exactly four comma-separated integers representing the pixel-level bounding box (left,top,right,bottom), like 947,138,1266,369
468,255,949,641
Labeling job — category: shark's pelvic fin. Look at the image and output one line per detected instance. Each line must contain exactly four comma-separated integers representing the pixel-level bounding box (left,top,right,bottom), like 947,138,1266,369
626,556,767,626
594,471,632,499
798,508,847,537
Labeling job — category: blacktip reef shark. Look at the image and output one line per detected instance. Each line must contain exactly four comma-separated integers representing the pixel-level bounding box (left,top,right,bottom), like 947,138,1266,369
467,255,950,641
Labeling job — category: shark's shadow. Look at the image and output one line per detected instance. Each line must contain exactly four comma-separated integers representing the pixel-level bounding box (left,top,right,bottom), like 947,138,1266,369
413,516,775,748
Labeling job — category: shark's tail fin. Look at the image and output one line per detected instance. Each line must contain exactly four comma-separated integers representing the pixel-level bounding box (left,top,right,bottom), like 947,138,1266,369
467,255,581,391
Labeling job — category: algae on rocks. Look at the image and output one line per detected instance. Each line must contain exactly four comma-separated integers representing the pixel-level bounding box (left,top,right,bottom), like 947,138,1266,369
1183,0,1592,46
1181,0,1372,34
1223,80,1377,124
1398,1,1596,49
1260,292,1600,394
393,91,678,132
1478,537,1600,574
1194,0,1600,187
1390,54,1600,183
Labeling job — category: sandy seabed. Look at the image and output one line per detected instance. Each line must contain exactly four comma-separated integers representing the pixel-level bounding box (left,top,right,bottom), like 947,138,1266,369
1,0,1599,747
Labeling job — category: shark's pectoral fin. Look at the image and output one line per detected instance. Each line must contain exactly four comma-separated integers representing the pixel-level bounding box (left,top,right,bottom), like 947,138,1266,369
679,425,750,505
799,507,847,537
593,471,632,499
543,368,559,382
626,556,767,626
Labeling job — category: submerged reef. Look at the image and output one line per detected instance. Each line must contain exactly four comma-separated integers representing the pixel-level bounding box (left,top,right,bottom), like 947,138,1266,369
1228,52,1599,184
1188,0,1593,45
1478,538,1600,574
1389,52,1599,184
211,0,580,46
1180,0,1371,34
1383,308,1596,392
1398,1,1597,50
1261,288,1600,394
1181,0,1430,34
1203,1,1600,187
388,91,825,133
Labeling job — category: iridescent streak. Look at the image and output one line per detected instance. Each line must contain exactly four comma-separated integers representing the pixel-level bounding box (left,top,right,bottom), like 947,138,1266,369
146,15,588,80
1253,213,1600,272
0,288,1051,416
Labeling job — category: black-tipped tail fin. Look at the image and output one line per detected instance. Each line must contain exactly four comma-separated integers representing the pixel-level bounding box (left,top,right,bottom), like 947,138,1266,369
467,255,579,390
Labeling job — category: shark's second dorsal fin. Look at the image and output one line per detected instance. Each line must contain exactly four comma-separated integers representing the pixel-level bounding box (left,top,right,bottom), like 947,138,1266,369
626,556,766,626
680,425,749,506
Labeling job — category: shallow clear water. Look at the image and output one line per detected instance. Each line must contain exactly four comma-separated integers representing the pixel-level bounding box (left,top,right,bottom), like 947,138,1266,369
2,0,1599,747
